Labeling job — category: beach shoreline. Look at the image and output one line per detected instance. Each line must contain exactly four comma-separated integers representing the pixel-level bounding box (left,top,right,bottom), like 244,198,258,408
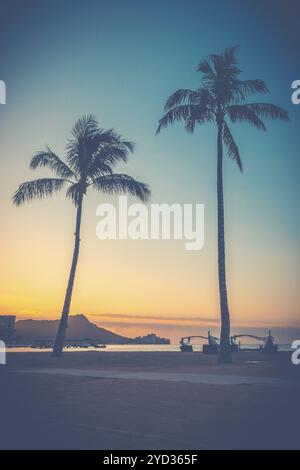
4,349,298,377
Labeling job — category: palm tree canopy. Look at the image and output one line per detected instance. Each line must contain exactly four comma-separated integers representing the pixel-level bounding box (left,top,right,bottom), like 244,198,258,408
13,115,151,206
157,46,289,171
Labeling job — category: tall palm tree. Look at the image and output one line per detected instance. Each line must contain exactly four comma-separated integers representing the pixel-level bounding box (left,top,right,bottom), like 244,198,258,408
157,47,289,363
13,115,151,357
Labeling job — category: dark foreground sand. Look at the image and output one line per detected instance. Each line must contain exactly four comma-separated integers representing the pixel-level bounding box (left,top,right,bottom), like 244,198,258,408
1,350,299,450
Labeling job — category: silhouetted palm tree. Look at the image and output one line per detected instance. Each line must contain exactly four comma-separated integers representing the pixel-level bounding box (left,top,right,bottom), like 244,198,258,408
13,115,151,357
157,47,289,363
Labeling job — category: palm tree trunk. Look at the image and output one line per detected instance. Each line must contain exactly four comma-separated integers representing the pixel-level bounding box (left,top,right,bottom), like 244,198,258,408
52,194,83,357
217,120,232,363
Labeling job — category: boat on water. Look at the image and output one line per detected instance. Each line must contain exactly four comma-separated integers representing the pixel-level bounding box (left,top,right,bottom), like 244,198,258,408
180,330,278,354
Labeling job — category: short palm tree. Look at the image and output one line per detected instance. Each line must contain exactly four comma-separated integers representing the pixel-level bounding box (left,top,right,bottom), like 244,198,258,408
13,115,151,357
157,47,289,363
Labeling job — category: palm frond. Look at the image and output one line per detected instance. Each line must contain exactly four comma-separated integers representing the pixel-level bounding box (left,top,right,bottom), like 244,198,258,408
220,46,241,78
93,128,135,154
71,114,99,140
185,106,215,132
209,53,240,80
197,58,216,81
30,147,76,180
13,178,67,206
91,174,151,202
222,121,243,172
14,116,149,208
66,122,135,177
232,80,269,101
222,46,239,66
66,115,100,176
203,47,240,83
157,104,213,134
87,133,135,179
196,48,241,105
87,159,113,181
92,137,134,165
66,182,83,206
227,105,266,131
157,105,194,134
243,103,289,121
164,89,202,111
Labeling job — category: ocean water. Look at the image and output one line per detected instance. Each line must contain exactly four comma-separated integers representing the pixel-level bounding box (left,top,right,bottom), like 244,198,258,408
7,343,293,353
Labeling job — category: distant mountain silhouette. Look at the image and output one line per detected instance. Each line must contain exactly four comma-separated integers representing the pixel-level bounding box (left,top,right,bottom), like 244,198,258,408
15,314,129,344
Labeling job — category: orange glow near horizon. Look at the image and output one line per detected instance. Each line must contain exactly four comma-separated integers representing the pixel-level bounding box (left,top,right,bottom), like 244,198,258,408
1,192,299,342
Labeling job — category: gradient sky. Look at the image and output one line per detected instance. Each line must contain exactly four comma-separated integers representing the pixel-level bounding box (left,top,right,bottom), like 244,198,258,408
1,0,300,342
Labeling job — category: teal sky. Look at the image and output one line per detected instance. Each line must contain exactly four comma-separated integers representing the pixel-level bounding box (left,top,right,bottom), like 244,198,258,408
0,0,300,340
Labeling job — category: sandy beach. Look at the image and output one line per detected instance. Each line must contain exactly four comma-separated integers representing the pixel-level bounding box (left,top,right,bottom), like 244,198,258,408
1,350,299,450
